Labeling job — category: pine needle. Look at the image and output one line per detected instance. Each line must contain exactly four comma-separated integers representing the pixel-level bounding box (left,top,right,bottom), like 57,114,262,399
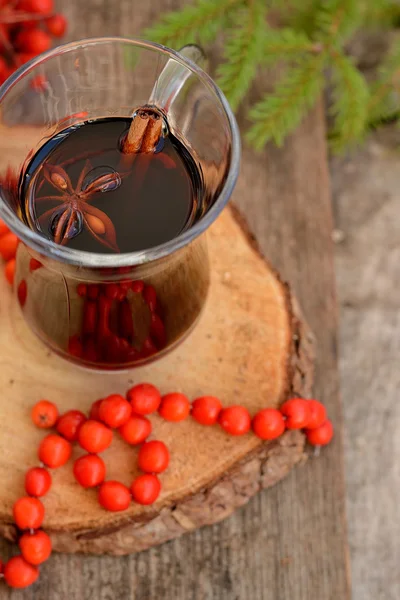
285,0,320,35
261,28,319,63
360,0,400,28
329,51,369,152
315,0,360,43
246,53,326,148
368,38,400,124
216,3,267,111
144,0,244,49
143,0,400,153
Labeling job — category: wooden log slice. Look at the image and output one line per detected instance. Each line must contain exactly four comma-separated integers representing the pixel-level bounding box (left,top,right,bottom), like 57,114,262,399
0,201,314,555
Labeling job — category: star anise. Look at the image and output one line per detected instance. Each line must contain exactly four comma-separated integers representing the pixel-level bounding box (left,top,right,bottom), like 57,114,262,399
35,161,121,252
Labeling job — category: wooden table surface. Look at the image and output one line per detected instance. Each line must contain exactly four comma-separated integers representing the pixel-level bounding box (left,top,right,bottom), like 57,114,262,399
0,1,350,598
332,126,400,600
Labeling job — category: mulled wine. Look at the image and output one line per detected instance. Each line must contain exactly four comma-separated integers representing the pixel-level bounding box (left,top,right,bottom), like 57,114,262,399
0,39,238,372
22,115,203,253
14,111,211,369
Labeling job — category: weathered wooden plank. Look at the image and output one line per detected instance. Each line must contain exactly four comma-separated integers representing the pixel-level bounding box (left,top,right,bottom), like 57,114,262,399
332,128,400,600
0,1,350,598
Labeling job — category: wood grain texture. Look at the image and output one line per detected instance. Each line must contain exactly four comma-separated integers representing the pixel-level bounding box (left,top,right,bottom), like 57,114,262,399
0,0,350,598
0,201,313,553
331,127,400,600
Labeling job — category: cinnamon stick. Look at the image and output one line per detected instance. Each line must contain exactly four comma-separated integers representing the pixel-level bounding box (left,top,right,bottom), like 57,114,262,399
122,107,163,155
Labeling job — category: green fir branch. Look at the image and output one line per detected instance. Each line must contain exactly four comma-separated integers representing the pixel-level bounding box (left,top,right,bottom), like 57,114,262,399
261,28,319,63
216,3,267,110
284,0,320,35
143,0,400,153
368,38,400,123
246,53,326,148
315,0,360,43
144,0,244,49
329,50,370,152
360,0,400,28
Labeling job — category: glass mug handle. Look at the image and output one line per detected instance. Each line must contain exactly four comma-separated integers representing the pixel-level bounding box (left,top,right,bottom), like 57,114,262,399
148,45,207,113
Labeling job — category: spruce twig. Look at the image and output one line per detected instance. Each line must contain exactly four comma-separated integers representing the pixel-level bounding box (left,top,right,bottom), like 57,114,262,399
216,2,267,110
246,53,326,148
315,0,360,43
368,38,400,124
143,0,400,153
360,0,400,28
144,0,244,48
261,29,321,63
329,50,370,152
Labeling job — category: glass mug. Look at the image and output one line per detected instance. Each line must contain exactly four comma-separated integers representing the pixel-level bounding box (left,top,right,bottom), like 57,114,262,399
0,38,240,370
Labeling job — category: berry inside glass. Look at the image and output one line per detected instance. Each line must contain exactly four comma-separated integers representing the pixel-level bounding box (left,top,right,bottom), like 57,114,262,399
0,38,240,370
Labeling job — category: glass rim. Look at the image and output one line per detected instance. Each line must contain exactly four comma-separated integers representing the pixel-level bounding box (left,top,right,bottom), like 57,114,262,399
0,36,241,268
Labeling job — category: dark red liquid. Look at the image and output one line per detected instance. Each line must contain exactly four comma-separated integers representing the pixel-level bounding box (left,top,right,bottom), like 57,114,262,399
23,117,203,253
